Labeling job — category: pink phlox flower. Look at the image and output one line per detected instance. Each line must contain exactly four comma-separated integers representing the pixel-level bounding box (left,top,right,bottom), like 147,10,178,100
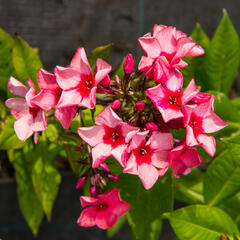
31,68,77,129
123,131,173,189
77,188,130,229
5,77,47,142
77,106,139,168
138,25,204,83
169,143,203,177
146,71,199,123
182,96,227,156
55,47,112,110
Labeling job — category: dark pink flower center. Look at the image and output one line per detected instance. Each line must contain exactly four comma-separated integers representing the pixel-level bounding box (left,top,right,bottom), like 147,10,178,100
161,52,176,63
190,113,203,135
98,203,108,210
29,107,39,119
135,145,152,165
103,125,125,147
77,74,94,97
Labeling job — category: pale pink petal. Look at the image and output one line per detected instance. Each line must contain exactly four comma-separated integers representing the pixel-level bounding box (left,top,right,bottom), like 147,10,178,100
95,106,122,128
169,144,185,164
77,125,105,147
159,106,183,123
179,79,198,105
146,83,166,107
138,163,159,190
25,79,37,108
186,45,205,57
70,47,92,77
153,24,167,37
182,105,195,126
32,110,47,132
138,56,154,71
138,36,161,58
5,98,28,112
92,143,112,168
128,131,149,152
57,89,82,108
172,160,187,177
54,66,81,90
151,151,170,168
37,69,58,90
14,113,34,142
185,125,199,147
147,132,173,151
79,86,96,109
123,153,138,175
94,59,112,85
164,69,183,93
54,106,77,129
158,167,169,177
155,26,177,54
201,113,227,133
197,133,216,156
174,59,188,69
95,210,118,229
77,207,97,227
31,89,58,111
111,144,128,167
121,123,139,143
7,77,28,97
192,97,215,118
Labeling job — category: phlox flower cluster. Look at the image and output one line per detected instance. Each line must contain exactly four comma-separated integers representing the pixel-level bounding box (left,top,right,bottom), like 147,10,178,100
5,24,227,230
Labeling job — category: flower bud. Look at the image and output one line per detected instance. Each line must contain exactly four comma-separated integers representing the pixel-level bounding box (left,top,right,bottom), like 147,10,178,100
76,145,83,151
90,186,101,197
100,163,109,172
111,100,121,110
108,173,121,182
76,176,87,189
123,53,134,75
145,122,159,131
135,101,145,111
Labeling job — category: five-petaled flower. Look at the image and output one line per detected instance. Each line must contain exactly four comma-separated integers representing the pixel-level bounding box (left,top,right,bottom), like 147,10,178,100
77,188,130,229
5,77,47,142
78,106,139,168
138,25,204,83
124,131,173,189
55,47,112,110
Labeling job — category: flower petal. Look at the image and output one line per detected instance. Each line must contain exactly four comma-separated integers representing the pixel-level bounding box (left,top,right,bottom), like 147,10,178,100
111,144,128,167
92,143,112,168
138,56,154,71
32,110,47,132
37,68,58,90
185,125,199,147
5,98,28,112
94,59,112,85
138,36,161,58
179,79,198,105
95,210,118,229
57,89,82,108
138,163,159,190
79,86,96,109
123,153,138,175
147,132,173,151
110,201,131,216
197,133,216,156
7,77,28,97
201,113,227,133
77,125,105,147
151,151,170,168
77,207,97,227
54,106,77,129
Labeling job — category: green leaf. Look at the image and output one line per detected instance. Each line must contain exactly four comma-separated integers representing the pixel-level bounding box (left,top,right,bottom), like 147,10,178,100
87,44,112,71
115,172,173,240
204,142,240,206
113,56,125,80
12,145,44,235
0,116,25,150
31,132,61,220
202,9,240,94
164,205,239,240
174,168,204,204
231,97,240,111
0,28,16,99
12,34,43,87
181,23,210,87
0,100,7,119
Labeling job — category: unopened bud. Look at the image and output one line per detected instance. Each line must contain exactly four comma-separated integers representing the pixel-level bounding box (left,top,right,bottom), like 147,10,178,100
76,145,83,151
90,185,100,197
76,176,87,189
100,163,109,172
135,101,145,111
145,122,158,131
108,173,121,182
111,100,121,110
124,53,134,75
